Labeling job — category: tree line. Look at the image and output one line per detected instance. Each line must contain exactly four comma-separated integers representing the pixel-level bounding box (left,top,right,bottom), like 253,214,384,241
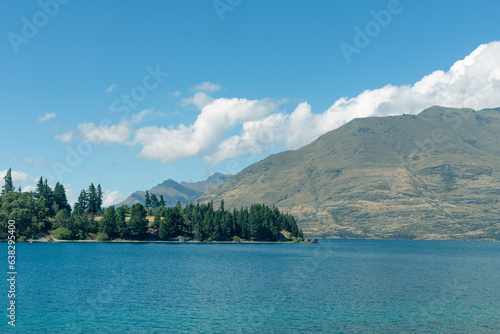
1,169,303,242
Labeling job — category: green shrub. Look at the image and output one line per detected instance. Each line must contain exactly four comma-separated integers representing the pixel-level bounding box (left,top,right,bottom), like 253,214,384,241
18,236,27,242
206,237,213,242
232,236,241,243
50,228,72,240
96,232,109,241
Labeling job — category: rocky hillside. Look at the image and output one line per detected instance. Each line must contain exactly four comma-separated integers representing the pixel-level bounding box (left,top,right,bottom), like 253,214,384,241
198,106,500,240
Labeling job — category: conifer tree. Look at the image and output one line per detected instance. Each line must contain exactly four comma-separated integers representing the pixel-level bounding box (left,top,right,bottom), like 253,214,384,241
150,193,159,208
97,184,103,212
1,168,14,195
144,191,151,209
74,190,88,214
87,183,99,214
54,182,71,213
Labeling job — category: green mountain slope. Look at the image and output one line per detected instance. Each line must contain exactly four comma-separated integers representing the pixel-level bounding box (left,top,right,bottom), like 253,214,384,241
198,106,500,240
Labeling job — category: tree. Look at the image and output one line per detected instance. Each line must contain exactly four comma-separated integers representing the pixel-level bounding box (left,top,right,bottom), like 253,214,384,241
97,184,103,212
36,177,44,198
159,195,165,207
35,196,50,221
115,206,128,239
87,183,98,214
54,182,71,213
152,210,161,230
150,193,159,208
74,190,88,214
52,209,70,229
127,203,148,239
50,227,72,240
171,201,185,235
144,191,151,209
99,206,117,238
2,168,14,195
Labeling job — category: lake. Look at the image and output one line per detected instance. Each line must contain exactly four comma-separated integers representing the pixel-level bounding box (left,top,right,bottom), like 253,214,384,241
4,240,500,333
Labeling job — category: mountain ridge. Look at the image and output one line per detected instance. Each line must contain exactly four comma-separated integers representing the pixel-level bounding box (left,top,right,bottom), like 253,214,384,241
198,106,500,240
116,173,231,208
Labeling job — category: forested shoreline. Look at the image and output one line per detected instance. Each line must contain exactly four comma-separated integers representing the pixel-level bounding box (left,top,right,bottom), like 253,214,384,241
1,169,303,242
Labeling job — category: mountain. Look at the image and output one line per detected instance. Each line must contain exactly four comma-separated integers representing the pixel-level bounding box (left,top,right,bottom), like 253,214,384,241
198,106,500,240
116,174,231,208
181,172,232,193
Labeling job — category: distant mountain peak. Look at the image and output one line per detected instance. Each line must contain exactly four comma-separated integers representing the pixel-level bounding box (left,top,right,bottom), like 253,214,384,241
116,173,232,208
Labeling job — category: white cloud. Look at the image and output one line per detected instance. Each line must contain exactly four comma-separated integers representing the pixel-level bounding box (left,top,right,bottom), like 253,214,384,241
55,130,73,143
131,109,152,124
206,41,500,164
169,90,182,98
181,92,215,109
50,41,500,166
22,185,37,193
106,84,117,93
78,120,132,145
192,81,221,93
24,157,44,166
103,190,126,207
38,112,56,123
134,97,283,163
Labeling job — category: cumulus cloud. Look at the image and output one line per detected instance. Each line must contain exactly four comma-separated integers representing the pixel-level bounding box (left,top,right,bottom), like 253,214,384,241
78,120,132,145
106,84,117,93
55,130,74,143
51,41,500,166
103,190,126,207
206,41,500,164
192,81,221,93
181,92,215,109
134,97,283,163
38,112,56,123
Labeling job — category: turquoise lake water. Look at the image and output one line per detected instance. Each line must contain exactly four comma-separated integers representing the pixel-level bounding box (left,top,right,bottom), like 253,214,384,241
3,240,500,333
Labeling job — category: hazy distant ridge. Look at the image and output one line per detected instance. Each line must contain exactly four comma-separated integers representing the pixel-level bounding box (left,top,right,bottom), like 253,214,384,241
117,173,231,207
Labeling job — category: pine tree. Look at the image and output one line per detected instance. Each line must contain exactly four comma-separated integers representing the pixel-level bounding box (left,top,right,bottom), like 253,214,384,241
150,194,159,208
2,168,14,195
87,183,98,214
159,195,165,207
97,184,103,213
99,206,117,238
144,191,151,209
115,206,128,239
36,177,44,198
74,190,88,214
54,182,71,213
128,203,148,239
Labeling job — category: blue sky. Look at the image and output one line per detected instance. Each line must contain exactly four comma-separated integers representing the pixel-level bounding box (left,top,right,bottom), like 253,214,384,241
1,0,500,206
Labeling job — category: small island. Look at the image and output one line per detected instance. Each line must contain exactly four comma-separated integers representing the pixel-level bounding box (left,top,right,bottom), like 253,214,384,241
0,173,307,243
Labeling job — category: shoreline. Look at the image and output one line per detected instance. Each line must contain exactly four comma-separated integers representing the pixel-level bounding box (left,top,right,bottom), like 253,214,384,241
3,238,499,243
18,239,312,244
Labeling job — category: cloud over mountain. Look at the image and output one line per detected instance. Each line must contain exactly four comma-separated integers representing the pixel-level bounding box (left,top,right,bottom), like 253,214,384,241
59,41,500,165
